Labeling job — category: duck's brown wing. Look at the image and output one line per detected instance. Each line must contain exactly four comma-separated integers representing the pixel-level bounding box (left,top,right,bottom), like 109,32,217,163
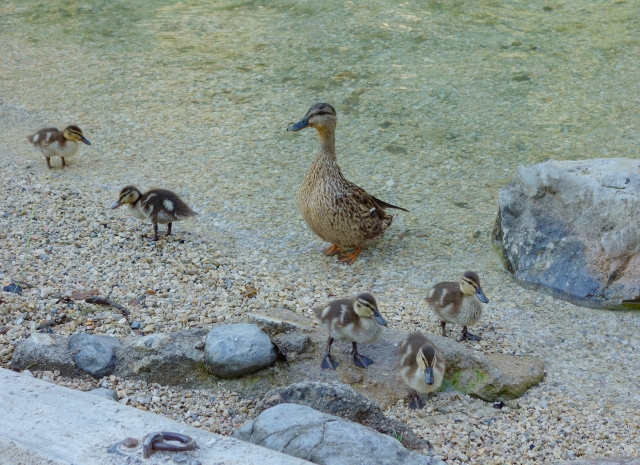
28,127,60,147
335,182,403,239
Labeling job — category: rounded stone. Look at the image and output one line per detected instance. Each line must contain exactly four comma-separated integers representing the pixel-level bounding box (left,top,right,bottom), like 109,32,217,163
68,333,121,379
204,324,277,378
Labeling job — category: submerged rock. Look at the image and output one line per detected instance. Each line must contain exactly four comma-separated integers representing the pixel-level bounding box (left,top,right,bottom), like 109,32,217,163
204,324,277,378
234,403,444,465
493,158,640,309
69,333,121,378
263,381,428,451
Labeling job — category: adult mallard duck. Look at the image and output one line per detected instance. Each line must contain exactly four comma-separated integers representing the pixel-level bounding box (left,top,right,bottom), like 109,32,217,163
27,125,91,169
426,271,489,342
314,292,387,369
111,185,198,241
287,103,407,264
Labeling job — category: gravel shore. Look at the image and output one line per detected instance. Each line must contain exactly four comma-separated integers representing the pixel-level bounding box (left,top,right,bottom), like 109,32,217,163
1,0,639,463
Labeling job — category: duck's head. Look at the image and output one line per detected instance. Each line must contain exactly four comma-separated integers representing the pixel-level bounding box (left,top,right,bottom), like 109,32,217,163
287,103,337,134
353,292,387,326
460,271,489,303
416,344,438,385
63,125,91,145
111,185,142,209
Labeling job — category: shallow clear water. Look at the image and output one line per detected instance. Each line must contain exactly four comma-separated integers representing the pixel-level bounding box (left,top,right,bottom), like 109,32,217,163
1,0,640,263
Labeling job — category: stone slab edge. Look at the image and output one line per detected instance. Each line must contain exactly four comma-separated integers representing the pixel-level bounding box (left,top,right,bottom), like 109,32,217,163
0,368,309,465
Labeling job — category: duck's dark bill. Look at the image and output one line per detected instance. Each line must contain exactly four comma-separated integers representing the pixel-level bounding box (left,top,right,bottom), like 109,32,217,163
425,366,434,385
373,310,387,326
111,201,121,209
81,136,91,145
476,287,489,303
287,119,309,132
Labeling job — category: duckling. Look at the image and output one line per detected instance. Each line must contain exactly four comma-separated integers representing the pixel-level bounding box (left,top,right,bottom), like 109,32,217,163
288,103,408,265
399,332,445,409
27,125,90,169
314,292,387,369
426,271,489,342
111,186,198,241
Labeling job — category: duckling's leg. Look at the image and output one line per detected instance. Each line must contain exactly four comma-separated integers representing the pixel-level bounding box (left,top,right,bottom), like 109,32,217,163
408,391,425,410
323,244,344,256
460,326,481,342
321,337,339,370
167,223,172,236
61,157,66,168
45,157,52,169
338,245,362,265
440,321,447,337
152,223,160,241
351,341,374,368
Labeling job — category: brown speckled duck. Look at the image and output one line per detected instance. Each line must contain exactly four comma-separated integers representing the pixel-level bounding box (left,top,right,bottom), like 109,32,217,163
27,125,91,169
111,186,198,241
314,292,387,369
287,103,407,265
399,332,445,409
426,271,489,342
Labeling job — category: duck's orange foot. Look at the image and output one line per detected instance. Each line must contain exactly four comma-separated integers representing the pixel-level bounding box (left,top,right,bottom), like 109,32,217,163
338,245,362,265
323,244,345,256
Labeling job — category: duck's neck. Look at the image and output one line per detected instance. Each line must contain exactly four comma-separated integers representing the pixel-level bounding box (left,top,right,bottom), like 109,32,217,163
316,129,337,163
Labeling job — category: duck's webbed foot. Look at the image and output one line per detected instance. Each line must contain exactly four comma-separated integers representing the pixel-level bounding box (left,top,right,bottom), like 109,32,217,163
152,223,160,241
320,337,339,370
351,342,374,368
408,391,425,410
321,354,340,370
323,244,345,256
460,326,481,342
338,245,362,265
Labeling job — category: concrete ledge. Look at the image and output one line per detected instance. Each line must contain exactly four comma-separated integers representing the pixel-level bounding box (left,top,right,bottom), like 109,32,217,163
0,368,309,465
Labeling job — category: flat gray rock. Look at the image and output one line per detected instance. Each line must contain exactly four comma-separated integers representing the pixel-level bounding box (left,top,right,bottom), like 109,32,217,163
429,334,545,401
205,324,276,378
68,333,121,378
493,158,640,309
115,330,205,385
11,332,81,376
87,388,118,401
234,403,444,465
263,381,427,451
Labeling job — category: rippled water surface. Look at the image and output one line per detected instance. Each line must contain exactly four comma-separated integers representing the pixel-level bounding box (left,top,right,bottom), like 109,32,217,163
1,0,640,257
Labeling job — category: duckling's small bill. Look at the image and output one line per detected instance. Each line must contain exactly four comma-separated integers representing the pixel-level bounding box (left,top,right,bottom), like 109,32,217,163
476,287,489,303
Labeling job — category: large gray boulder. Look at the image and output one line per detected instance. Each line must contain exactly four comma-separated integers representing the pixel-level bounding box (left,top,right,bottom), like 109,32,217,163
205,324,277,378
69,333,121,378
234,403,444,465
493,158,640,309
263,381,427,451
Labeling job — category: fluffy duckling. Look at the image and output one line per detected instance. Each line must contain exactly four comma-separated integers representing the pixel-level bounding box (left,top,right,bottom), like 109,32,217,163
314,292,387,369
427,271,489,342
288,103,408,265
111,186,198,241
27,125,90,169
399,332,445,409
